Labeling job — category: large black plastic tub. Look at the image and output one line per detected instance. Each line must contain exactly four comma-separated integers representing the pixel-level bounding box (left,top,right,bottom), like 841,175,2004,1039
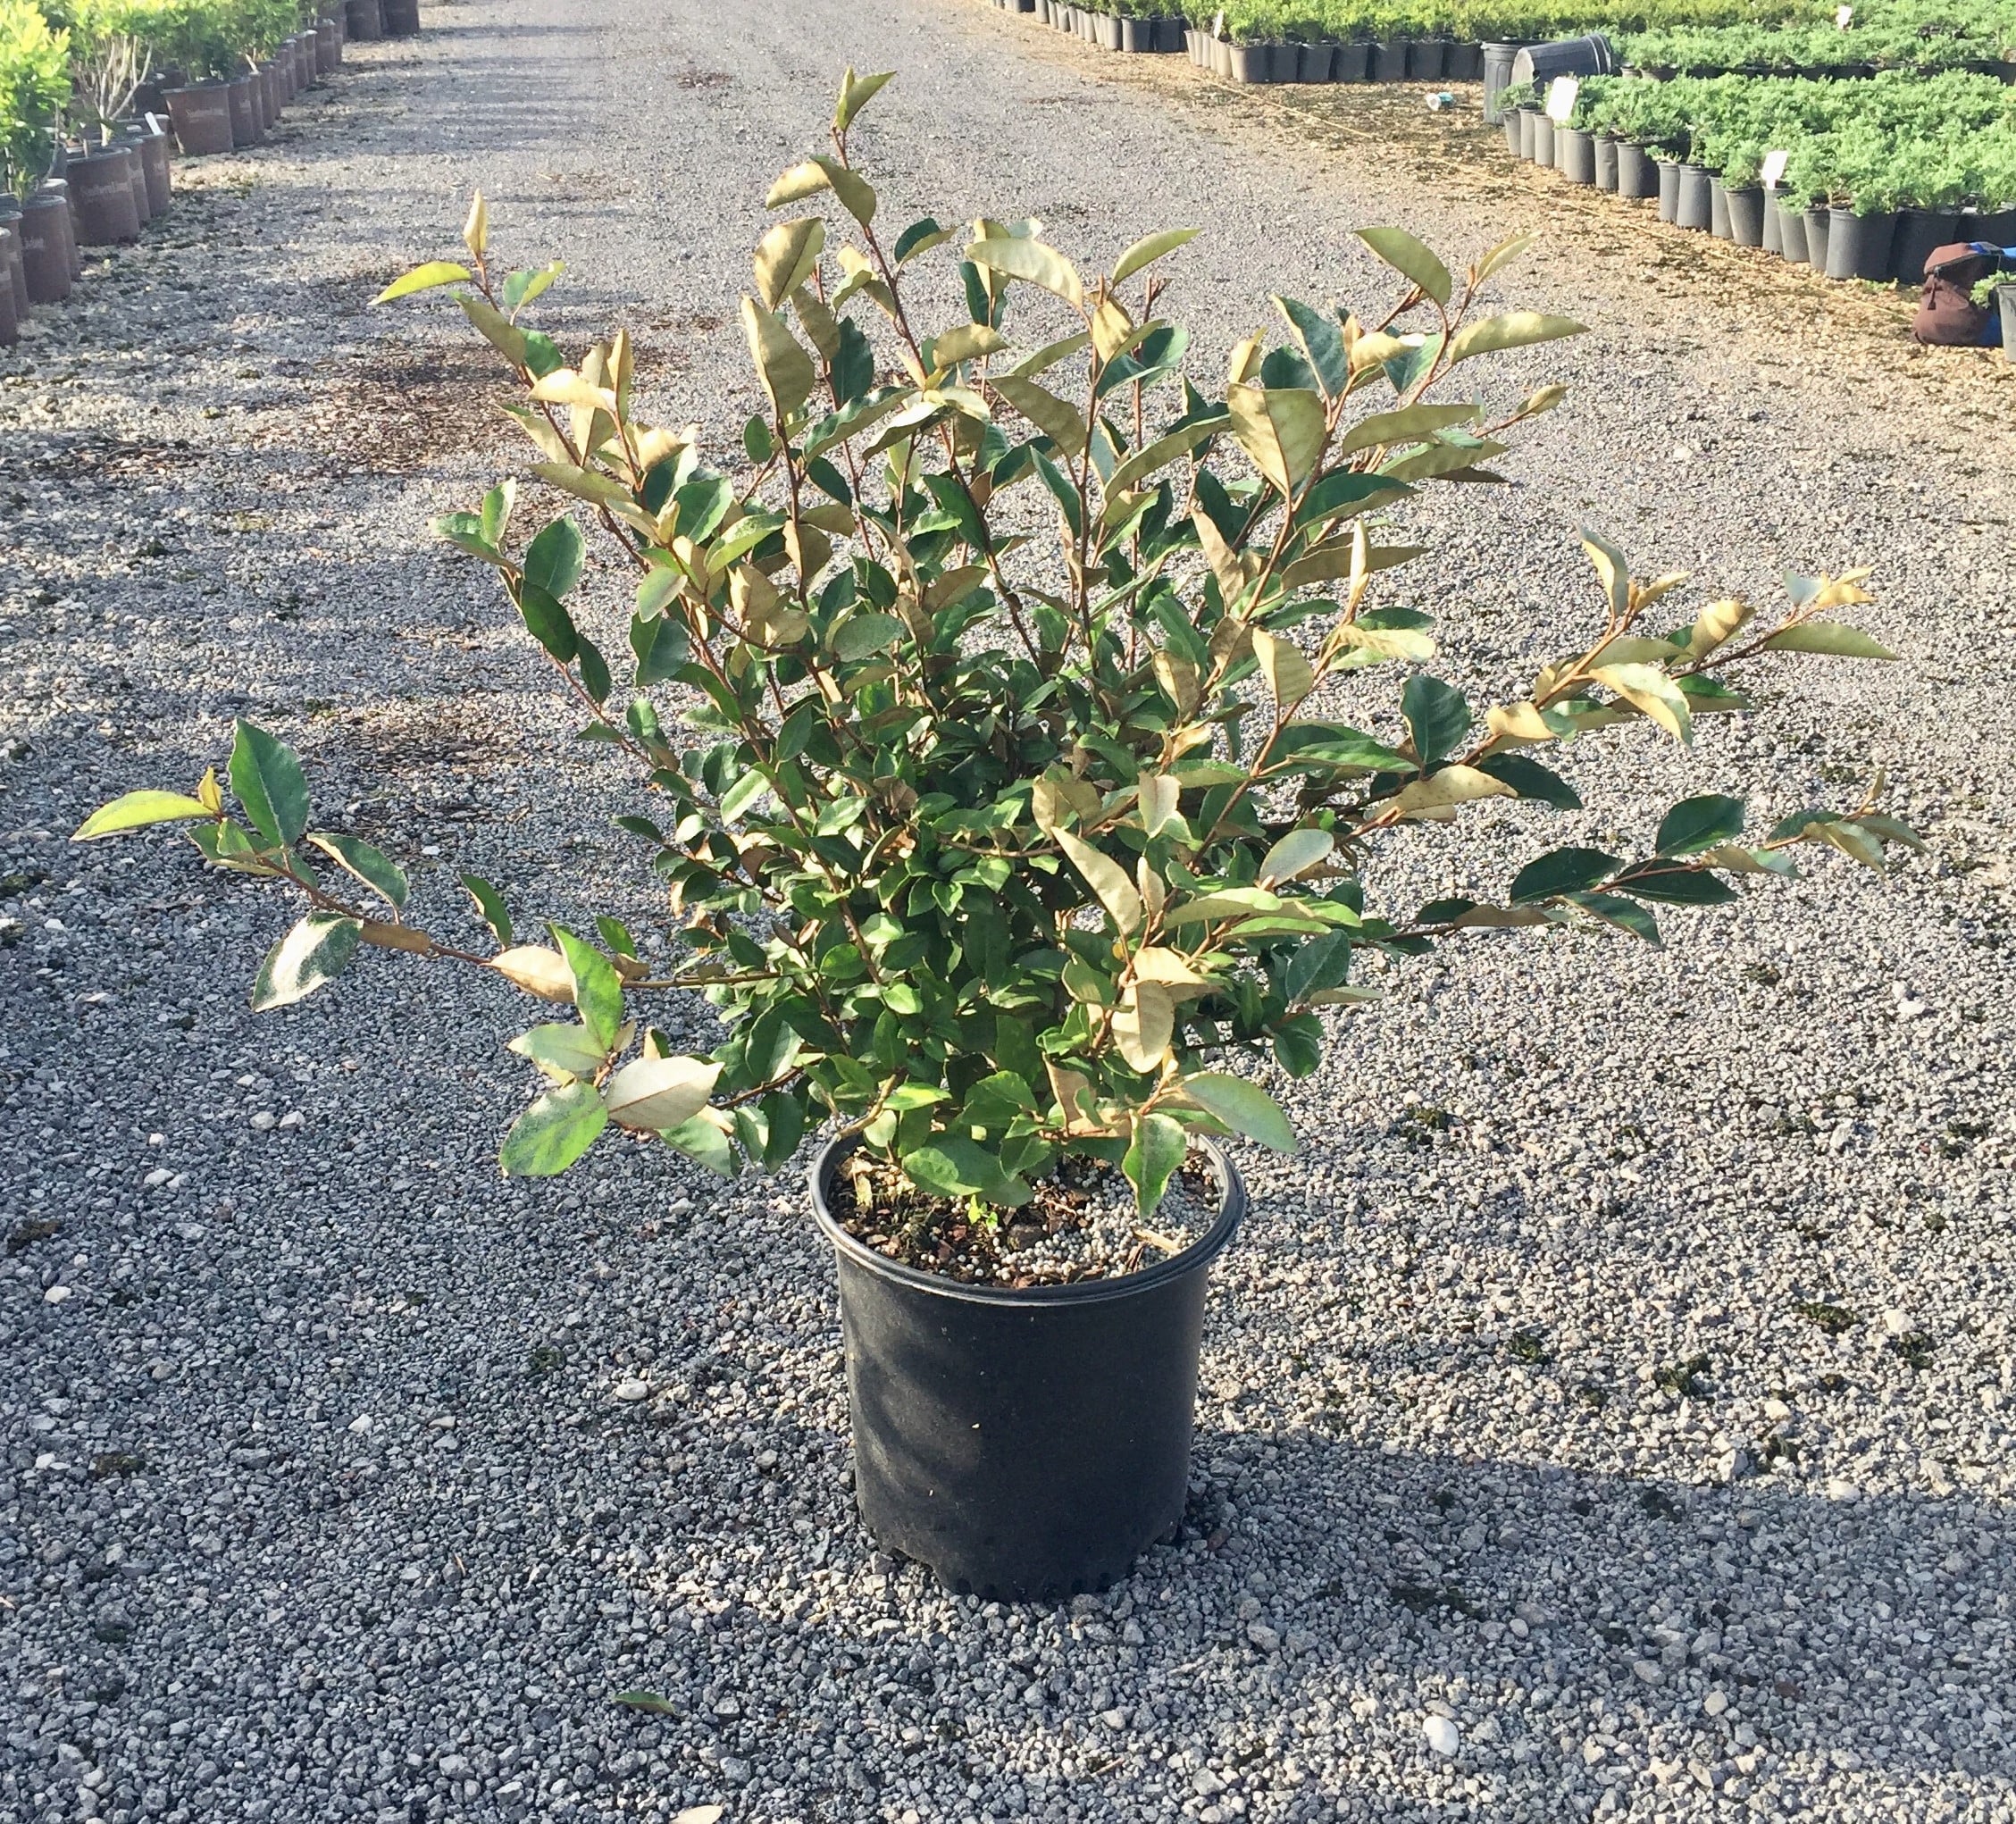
811,1134,1247,1601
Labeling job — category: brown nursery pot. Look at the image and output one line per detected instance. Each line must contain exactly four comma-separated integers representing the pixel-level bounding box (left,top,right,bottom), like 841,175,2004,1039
317,19,342,70
165,81,235,155
228,73,264,145
0,206,29,320
18,192,73,304
67,150,143,246
118,138,153,226
347,0,384,41
263,60,285,121
131,125,173,215
0,230,20,347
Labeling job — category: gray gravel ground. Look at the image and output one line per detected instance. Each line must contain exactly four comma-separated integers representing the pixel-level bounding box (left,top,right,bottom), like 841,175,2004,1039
4,0,2015,1820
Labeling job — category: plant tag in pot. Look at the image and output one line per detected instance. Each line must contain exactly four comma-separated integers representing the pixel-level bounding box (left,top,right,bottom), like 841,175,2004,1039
1213,9,1224,36
1761,150,1790,191
1545,77,1578,123
1834,4,1852,25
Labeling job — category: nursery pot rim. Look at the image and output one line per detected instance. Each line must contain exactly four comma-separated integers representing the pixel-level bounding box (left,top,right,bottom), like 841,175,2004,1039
809,1132,1246,1309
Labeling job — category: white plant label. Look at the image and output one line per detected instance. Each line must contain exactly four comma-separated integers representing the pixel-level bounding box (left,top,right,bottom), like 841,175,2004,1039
1213,9,1225,35
1761,149,1790,188
1545,76,1579,123
1836,4,1853,24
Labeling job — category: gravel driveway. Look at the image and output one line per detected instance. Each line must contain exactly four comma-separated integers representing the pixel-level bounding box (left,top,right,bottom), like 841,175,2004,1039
4,1,2012,1820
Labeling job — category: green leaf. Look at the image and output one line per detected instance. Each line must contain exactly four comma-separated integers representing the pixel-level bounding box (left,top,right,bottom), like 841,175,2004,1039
830,611,906,660
507,1022,609,1083
1401,676,1471,767
1568,891,1662,944
1272,295,1350,397
1592,662,1692,742
229,721,310,848
1271,1013,1323,1078
516,583,578,663
1760,622,1899,660
1510,847,1619,903
372,261,472,304
1054,828,1143,936
1112,227,1200,286
834,66,896,131
500,1082,608,1177
1225,383,1326,497
603,1056,721,1131
1655,794,1744,857
251,913,361,1011
1122,1112,1187,1216
552,926,623,1051
305,833,407,909
663,1113,738,1176
1611,862,1740,906
1475,753,1580,810
1337,402,1477,457
611,1690,679,1717
1183,1073,1298,1153
1293,470,1410,527
71,791,214,841
903,1135,1030,1207
461,874,513,946
965,236,1084,311
631,611,689,687
1446,312,1586,364
523,515,585,598
1354,227,1451,305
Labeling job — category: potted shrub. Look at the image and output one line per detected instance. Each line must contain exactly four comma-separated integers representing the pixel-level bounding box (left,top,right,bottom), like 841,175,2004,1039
1,0,73,300
79,71,1920,1598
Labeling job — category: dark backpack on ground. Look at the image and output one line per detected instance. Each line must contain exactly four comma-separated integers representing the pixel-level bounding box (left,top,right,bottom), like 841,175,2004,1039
1913,242,2005,347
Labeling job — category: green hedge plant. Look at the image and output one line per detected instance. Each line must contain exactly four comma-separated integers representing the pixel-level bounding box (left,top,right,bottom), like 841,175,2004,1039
79,71,1919,1223
0,0,68,196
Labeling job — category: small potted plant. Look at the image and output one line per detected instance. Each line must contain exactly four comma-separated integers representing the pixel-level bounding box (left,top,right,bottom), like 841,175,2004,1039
81,70,1919,1599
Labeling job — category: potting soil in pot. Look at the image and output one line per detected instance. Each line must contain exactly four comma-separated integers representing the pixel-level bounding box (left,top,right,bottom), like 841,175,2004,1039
832,1149,1215,1286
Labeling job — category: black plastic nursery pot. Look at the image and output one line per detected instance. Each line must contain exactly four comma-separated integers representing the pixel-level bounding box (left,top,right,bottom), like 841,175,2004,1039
1447,40,1482,79
1295,41,1335,80
1676,163,1712,231
1826,205,1895,282
1530,114,1555,170
1655,160,1680,222
1709,176,1730,238
118,139,153,227
1367,38,1407,81
1761,191,1782,255
1803,205,1831,273
811,1134,1248,1601
1774,201,1808,264
1332,40,1368,80
1556,126,1595,185
1724,185,1765,248
1409,38,1447,79
1502,109,1524,156
317,18,342,71
165,81,235,155
17,192,71,304
347,0,384,41
383,0,421,36
67,151,142,246
1890,209,1958,289
1593,133,1618,191
264,61,285,121
1615,140,1659,200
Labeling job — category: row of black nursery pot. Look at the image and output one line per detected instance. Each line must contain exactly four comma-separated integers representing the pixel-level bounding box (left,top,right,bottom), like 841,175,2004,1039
1186,29,1485,83
990,0,1186,54
979,0,1488,79
1504,106,2016,288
